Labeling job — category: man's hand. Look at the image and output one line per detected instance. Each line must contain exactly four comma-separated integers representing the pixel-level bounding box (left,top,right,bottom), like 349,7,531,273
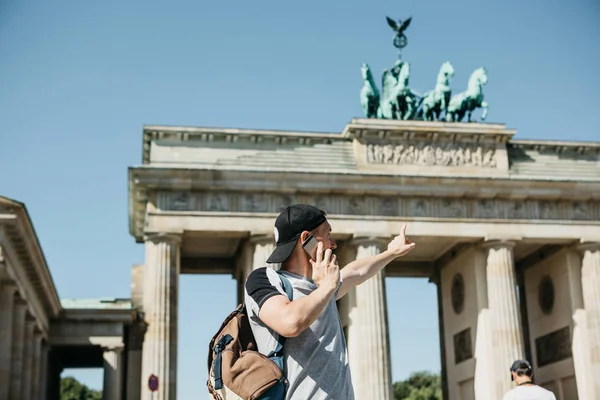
310,241,340,291
387,224,416,257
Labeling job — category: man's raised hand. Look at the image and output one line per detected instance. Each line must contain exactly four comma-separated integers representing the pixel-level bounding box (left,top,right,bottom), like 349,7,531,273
387,224,416,257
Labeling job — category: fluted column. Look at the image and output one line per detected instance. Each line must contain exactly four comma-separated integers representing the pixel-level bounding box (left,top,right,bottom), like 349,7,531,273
126,317,147,400
430,272,449,400
483,240,524,399
9,297,27,400
141,233,181,400
103,347,123,400
30,331,42,400
251,235,277,272
347,237,392,400
0,282,18,399
578,242,600,398
21,316,36,400
38,342,49,400
237,235,276,303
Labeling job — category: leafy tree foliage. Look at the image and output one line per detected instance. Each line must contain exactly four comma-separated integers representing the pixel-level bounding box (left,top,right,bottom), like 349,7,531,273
60,376,102,400
393,371,442,400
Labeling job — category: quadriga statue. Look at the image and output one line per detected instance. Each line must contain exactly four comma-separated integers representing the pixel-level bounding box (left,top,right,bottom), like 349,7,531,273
445,67,489,122
360,63,380,119
418,61,455,121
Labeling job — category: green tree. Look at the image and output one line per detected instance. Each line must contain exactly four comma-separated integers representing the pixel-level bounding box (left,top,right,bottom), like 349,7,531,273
393,371,442,400
60,376,102,400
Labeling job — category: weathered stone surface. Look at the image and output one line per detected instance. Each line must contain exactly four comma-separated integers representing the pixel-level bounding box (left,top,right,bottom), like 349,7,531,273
157,190,600,222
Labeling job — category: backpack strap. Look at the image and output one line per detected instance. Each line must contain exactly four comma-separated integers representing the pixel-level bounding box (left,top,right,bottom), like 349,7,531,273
213,333,234,390
267,271,294,359
276,270,294,302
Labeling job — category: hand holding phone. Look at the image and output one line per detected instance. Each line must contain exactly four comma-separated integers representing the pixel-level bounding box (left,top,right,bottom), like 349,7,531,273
307,239,340,291
302,235,319,260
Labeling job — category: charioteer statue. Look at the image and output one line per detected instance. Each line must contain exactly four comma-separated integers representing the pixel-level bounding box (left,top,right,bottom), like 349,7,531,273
360,16,489,122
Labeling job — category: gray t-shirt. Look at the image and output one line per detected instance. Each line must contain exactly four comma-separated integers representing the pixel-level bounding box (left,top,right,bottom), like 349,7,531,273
244,267,355,400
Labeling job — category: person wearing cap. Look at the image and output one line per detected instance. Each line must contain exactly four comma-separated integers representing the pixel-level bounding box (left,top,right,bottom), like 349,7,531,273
244,204,416,400
503,359,556,400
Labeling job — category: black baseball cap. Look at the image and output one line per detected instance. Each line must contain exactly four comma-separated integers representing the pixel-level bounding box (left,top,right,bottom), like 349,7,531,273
510,359,532,380
266,204,328,264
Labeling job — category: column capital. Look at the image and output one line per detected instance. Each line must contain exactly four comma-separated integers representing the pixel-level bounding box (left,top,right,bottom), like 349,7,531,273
0,279,18,293
481,237,521,250
90,337,124,350
249,234,275,246
144,232,182,246
14,295,28,308
576,240,600,253
351,234,389,249
103,345,125,354
25,312,36,324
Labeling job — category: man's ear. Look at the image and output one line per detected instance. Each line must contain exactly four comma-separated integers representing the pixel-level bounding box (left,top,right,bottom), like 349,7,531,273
299,230,311,243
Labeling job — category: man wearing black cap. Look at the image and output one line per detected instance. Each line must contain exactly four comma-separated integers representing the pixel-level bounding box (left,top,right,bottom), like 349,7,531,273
503,359,556,399
244,204,416,400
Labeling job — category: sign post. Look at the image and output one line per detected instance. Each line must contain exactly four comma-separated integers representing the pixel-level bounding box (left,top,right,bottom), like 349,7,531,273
148,374,159,399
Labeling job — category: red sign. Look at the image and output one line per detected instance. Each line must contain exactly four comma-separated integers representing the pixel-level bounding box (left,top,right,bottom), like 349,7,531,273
148,374,159,392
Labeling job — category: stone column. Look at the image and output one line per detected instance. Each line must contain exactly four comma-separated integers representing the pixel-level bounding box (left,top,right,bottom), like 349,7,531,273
38,341,49,400
483,240,524,399
578,242,600,398
0,282,18,399
30,331,43,400
346,237,392,400
9,296,27,400
250,235,277,274
237,235,276,304
103,347,124,400
430,271,449,400
21,316,36,400
45,347,62,400
126,318,147,400
141,233,181,400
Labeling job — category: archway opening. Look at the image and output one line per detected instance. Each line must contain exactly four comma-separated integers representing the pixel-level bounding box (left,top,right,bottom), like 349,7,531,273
386,277,442,399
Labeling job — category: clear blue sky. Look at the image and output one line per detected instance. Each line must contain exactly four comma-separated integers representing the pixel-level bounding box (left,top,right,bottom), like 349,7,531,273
1,0,598,397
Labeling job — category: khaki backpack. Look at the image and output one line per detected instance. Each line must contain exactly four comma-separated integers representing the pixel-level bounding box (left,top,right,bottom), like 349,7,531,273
207,271,293,400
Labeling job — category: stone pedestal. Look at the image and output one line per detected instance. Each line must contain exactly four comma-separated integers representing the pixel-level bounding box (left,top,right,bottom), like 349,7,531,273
103,347,123,400
10,297,27,400
141,234,181,400
579,242,600,398
483,240,524,399
21,316,36,400
347,238,392,400
0,282,17,399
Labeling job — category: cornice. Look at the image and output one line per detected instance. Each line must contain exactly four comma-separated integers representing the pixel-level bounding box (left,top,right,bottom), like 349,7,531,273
129,166,600,196
141,125,342,165
0,198,62,320
341,118,516,143
509,139,600,156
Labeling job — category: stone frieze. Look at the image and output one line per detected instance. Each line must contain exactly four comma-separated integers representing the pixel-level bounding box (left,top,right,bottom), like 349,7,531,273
158,191,599,221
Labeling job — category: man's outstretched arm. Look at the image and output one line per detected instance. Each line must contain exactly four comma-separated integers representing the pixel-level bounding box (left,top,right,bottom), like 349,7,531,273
337,224,415,299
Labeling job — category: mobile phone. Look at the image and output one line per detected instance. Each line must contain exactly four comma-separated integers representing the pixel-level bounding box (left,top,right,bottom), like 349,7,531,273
302,235,319,260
